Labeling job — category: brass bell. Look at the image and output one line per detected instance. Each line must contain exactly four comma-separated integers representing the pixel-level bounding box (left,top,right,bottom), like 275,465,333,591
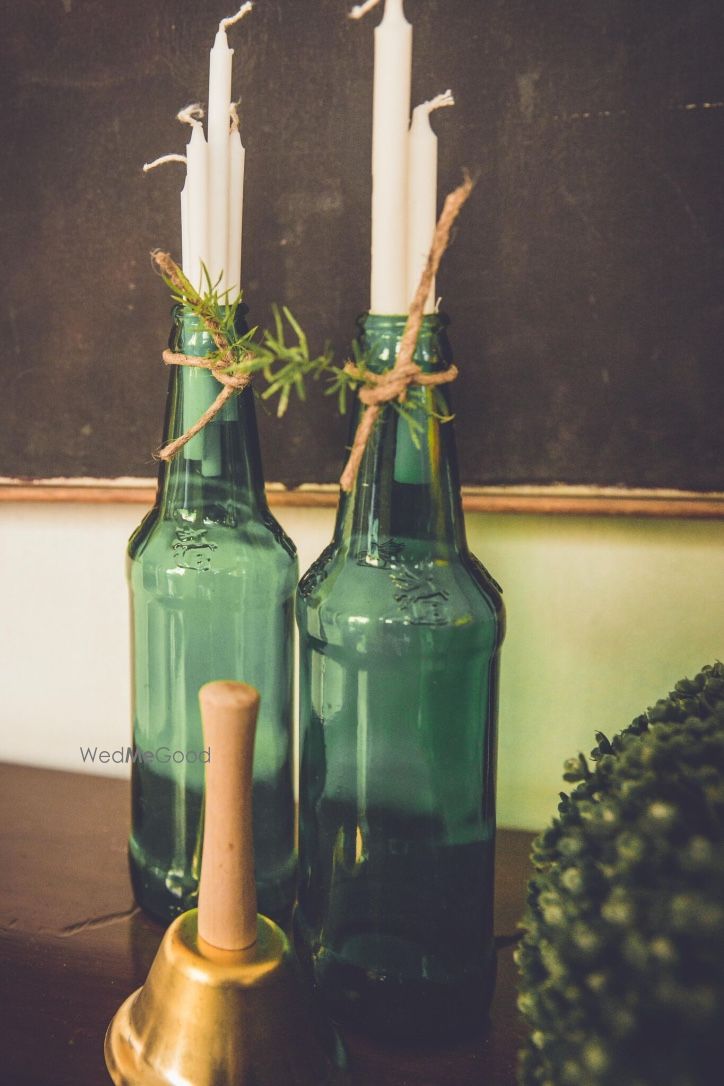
105,680,346,1085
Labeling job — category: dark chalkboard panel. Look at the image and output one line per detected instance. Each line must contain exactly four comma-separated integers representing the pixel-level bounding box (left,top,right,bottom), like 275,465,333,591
1,0,723,490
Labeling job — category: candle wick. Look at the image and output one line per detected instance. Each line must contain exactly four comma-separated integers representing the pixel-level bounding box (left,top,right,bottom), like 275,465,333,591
423,89,455,114
177,103,205,129
219,2,253,33
143,153,188,174
229,101,241,133
349,0,384,20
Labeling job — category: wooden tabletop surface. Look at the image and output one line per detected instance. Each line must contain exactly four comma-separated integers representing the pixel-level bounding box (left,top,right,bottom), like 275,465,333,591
0,762,534,1086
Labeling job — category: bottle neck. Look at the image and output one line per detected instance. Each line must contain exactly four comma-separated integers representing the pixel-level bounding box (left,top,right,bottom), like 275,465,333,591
155,307,268,522
334,313,467,561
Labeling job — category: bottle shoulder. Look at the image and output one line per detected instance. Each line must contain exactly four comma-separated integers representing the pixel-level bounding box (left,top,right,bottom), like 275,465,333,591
463,551,505,616
297,542,504,640
128,507,297,577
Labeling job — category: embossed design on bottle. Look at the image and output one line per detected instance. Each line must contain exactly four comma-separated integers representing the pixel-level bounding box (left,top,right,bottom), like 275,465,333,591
357,537,404,569
391,563,451,625
172,526,218,571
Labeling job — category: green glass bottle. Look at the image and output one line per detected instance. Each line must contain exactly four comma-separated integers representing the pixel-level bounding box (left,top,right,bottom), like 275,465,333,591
128,306,297,925
294,313,505,1041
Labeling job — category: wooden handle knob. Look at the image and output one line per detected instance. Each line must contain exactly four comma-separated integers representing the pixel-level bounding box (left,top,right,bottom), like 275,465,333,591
197,681,259,951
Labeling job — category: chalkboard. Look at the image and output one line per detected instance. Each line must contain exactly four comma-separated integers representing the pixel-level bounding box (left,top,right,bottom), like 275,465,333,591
1,0,723,491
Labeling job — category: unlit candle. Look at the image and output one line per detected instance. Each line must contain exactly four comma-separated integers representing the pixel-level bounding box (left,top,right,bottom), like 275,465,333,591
407,90,454,312
369,0,412,314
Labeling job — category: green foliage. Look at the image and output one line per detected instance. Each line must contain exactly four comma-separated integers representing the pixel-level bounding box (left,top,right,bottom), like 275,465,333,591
323,338,370,417
516,663,724,1086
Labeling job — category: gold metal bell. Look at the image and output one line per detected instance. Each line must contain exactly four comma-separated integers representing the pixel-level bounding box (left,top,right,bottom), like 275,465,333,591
105,681,346,1085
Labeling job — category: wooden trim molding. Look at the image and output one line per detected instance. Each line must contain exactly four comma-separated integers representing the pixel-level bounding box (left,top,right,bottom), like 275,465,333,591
1,477,723,518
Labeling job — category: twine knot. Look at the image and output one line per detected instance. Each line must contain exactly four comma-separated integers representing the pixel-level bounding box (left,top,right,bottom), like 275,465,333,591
344,359,459,410
157,347,253,462
161,348,251,394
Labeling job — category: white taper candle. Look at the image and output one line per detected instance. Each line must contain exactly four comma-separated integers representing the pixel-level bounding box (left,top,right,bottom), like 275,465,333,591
172,105,208,290
185,123,209,292
369,0,412,314
180,183,190,273
207,5,252,297
407,90,455,312
227,102,246,299
207,25,234,294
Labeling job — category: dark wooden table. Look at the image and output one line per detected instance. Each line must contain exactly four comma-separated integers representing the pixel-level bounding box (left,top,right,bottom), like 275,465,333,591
0,763,533,1086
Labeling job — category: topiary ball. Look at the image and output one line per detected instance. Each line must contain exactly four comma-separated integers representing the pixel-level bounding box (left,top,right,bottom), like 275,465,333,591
516,662,724,1086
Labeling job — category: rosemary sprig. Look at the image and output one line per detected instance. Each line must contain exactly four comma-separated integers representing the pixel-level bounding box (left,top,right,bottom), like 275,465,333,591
158,258,333,418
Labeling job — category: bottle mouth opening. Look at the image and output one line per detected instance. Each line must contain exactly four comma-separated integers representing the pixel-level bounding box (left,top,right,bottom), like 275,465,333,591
169,303,250,352
172,301,250,326
356,310,449,332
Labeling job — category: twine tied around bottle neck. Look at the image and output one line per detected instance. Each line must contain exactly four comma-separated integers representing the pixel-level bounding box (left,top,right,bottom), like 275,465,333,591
338,171,473,492
151,250,254,462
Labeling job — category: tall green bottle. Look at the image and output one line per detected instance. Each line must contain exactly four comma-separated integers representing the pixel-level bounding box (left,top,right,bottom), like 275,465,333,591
295,313,505,1041
128,306,297,924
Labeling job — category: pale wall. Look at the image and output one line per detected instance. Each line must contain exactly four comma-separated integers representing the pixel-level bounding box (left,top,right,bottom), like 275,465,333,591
1,501,722,830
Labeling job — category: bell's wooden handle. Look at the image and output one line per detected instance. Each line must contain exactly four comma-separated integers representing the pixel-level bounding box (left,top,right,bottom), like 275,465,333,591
197,680,259,951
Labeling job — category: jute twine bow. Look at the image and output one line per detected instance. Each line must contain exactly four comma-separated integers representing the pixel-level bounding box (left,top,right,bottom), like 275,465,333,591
151,250,254,461
338,171,474,491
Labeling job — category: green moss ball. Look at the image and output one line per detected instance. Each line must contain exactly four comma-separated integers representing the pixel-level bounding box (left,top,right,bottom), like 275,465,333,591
516,663,724,1086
